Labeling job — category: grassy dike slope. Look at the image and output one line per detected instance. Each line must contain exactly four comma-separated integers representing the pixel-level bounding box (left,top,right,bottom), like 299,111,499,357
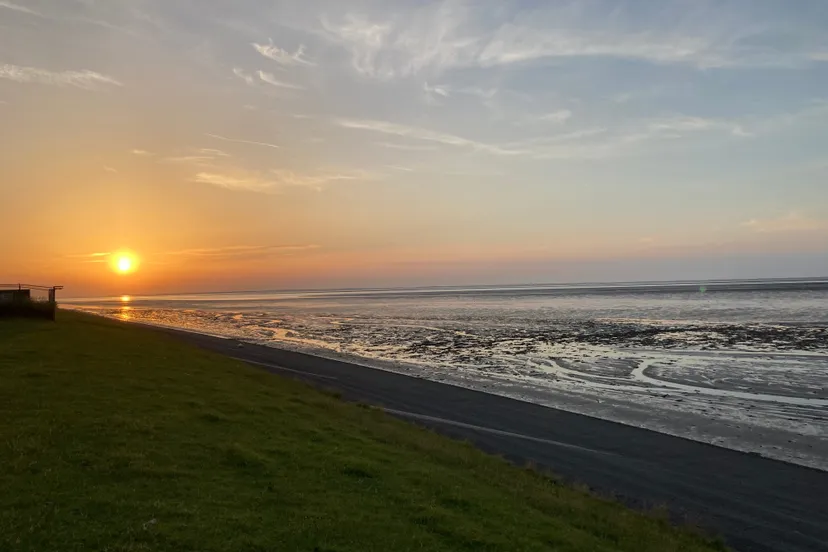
0,312,724,551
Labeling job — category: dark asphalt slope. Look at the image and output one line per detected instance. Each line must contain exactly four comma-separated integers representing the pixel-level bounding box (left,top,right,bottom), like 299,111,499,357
157,326,828,552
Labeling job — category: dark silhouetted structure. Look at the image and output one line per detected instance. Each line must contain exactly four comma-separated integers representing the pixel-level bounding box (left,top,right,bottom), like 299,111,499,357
0,284,63,320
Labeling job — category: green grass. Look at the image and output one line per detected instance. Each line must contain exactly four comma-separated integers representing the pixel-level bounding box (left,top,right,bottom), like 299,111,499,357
0,312,725,552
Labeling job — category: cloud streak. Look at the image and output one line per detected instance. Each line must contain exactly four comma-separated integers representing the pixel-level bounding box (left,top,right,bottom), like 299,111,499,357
193,167,374,193
257,70,304,90
193,172,277,193
741,213,828,234
319,2,826,80
66,251,112,263
339,117,616,159
337,117,516,155
232,67,255,85
67,251,111,258
167,244,320,259
423,81,451,105
196,148,230,157
206,133,280,150
164,155,216,165
0,64,122,90
339,111,755,160
234,67,303,90
377,141,438,151
253,40,315,66
540,110,572,124
0,0,40,16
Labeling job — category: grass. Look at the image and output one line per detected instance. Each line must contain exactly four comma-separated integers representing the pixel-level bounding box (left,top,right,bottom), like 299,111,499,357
0,312,726,552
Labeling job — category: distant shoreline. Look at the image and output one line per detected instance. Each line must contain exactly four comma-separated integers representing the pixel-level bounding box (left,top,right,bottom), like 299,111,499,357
61,276,828,302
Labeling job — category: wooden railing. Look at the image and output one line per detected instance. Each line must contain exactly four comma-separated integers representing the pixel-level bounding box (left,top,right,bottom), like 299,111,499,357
0,284,64,301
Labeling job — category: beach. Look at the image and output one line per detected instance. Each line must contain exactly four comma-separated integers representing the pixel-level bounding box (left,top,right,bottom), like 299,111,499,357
65,279,828,471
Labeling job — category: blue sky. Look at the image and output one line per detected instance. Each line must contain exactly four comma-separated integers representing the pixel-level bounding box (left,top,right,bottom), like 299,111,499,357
2,0,828,293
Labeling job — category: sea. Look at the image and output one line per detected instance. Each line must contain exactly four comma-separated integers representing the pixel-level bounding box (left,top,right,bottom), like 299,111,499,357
65,278,828,470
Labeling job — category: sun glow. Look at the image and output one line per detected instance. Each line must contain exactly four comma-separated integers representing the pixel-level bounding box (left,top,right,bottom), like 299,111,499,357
111,252,139,275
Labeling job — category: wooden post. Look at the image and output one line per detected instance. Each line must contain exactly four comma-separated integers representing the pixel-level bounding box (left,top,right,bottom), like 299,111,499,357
48,288,56,302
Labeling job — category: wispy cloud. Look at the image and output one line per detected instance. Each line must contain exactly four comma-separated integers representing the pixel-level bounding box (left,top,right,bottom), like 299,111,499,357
337,117,514,155
252,40,315,66
475,21,729,69
67,251,110,258
103,166,118,173
0,64,122,90
68,245,321,265
257,70,304,90
741,212,828,234
131,149,152,156
341,111,753,160
193,172,277,193
234,66,313,94
66,251,112,263
164,155,217,165
270,169,367,191
193,168,374,193
167,244,320,259
206,133,280,150
540,110,572,124
422,82,498,106
639,116,752,140
376,141,438,152
0,1,41,16
339,117,611,158
233,67,255,85
459,86,497,100
423,81,451,105
319,2,824,80
162,148,231,165
196,148,230,157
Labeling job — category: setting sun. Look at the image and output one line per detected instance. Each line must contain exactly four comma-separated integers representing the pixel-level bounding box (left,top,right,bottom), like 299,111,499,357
111,252,139,275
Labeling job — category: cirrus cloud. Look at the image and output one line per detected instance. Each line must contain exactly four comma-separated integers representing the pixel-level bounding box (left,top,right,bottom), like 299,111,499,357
0,1,41,16
0,64,122,90
193,167,376,193
741,212,828,234
253,40,316,66
318,1,828,80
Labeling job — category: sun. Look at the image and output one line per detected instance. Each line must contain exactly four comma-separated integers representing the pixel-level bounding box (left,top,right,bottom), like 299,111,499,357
117,256,132,273
110,252,139,275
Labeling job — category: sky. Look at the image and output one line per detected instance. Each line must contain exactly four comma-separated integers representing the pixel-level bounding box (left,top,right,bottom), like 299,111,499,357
1,0,828,297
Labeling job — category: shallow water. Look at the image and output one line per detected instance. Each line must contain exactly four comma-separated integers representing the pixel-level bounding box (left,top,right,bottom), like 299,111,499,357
65,279,828,470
